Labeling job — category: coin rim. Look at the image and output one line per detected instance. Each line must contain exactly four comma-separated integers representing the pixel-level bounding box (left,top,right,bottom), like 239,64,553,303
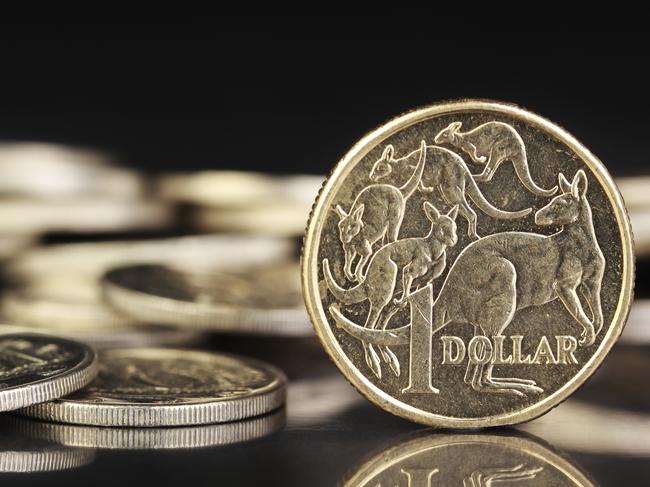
18,348,287,427
0,333,98,412
302,99,635,428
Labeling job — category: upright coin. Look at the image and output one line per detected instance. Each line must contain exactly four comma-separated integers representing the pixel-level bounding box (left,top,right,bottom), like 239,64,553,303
102,260,312,336
0,333,97,412
19,348,286,427
302,100,634,428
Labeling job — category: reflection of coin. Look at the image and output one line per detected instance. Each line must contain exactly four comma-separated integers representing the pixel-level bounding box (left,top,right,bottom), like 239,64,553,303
20,348,286,427
0,197,173,235
345,431,594,486
0,436,95,473
8,409,285,450
0,333,97,412
101,261,312,336
303,100,634,428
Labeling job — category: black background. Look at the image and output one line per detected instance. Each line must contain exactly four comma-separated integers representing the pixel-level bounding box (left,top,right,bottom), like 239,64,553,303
0,15,646,177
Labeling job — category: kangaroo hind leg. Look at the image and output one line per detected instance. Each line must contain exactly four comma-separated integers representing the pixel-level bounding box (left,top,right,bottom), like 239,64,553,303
445,187,479,240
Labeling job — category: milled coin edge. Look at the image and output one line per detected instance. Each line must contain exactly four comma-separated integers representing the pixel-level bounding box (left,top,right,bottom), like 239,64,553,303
0,334,98,412
17,349,288,427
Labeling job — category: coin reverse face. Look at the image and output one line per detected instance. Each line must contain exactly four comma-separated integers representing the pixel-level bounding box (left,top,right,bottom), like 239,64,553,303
302,100,634,428
0,333,97,412
20,348,286,427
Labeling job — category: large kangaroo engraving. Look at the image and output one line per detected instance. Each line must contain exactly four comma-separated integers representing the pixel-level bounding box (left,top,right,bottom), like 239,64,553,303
335,141,427,282
434,121,558,197
331,170,605,396
370,143,531,240
324,202,458,379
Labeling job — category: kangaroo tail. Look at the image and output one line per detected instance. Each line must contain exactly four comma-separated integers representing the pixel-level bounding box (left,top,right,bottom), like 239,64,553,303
399,140,427,199
464,173,532,220
511,154,558,197
322,259,366,304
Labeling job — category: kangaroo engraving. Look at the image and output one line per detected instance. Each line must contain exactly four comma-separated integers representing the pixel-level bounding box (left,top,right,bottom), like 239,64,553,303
464,464,543,487
434,121,558,197
324,202,458,379
370,143,531,240
335,140,427,282
330,170,605,397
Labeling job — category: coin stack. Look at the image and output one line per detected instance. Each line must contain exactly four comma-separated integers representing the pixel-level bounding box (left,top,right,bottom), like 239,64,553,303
0,142,323,461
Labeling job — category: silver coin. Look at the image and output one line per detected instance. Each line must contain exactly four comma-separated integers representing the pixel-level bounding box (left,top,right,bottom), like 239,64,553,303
4,235,294,284
0,197,173,235
620,299,650,345
158,170,323,208
101,260,312,336
0,436,95,473
617,176,650,211
19,348,286,427
0,142,143,199
7,409,285,450
0,333,98,412
630,209,650,256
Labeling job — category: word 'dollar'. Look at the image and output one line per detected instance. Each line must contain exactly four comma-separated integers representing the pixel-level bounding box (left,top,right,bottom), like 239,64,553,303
440,335,579,366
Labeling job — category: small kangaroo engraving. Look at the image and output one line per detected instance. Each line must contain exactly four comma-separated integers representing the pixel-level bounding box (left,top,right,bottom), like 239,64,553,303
324,202,458,379
335,140,427,281
370,143,531,240
331,170,605,397
434,121,558,197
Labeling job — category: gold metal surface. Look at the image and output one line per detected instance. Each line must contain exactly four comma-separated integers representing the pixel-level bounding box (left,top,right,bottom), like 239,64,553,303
302,100,634,428
345,432,594,486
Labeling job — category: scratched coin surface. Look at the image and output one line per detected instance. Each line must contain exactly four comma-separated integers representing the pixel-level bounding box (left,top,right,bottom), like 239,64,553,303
19,348,286,427
0,333,98,412
345,432,594,487
302,100,634,428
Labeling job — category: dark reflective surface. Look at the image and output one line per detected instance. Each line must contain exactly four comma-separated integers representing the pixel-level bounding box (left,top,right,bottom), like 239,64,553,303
0,335,648,486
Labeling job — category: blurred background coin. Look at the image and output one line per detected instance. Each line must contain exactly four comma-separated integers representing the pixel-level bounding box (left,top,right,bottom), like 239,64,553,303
20,348,286,427
159,171,323,236
6,409,285,450
0,142,142,199
102,260,312,336
0,333,97,412
0,197,173,235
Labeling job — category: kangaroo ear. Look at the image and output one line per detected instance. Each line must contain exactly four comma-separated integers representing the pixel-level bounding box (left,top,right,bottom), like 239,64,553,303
450,121,462,133
558,173,572,194
335,205,348,219
381,144,394,161
423,201,441,221
351,204,365,223
446,205,459,220
572,169,588,198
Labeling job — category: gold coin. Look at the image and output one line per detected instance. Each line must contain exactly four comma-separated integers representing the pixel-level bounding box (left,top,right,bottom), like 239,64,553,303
302,99,634,428
344,431,594,486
